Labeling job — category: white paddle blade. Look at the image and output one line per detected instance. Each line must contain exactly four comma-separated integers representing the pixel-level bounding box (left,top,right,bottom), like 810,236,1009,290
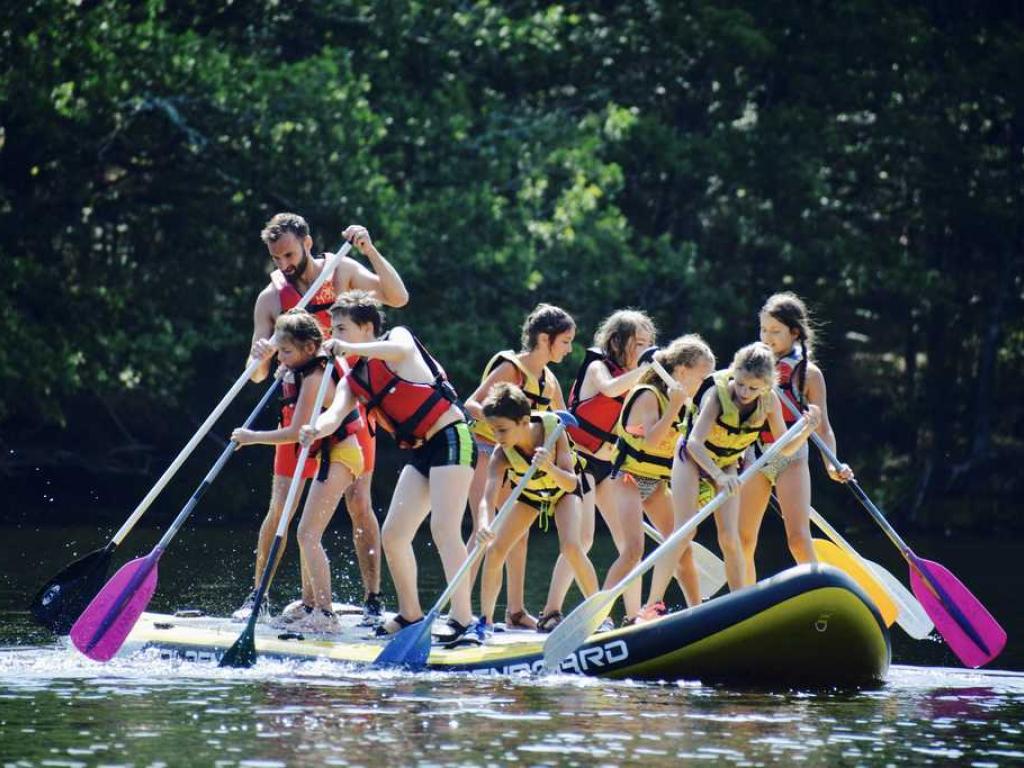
692,542,727,600
541,589,618,673
865,559,934,639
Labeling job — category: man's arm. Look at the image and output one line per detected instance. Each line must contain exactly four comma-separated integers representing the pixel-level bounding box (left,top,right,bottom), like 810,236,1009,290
247,286,280,383
334,225,409,307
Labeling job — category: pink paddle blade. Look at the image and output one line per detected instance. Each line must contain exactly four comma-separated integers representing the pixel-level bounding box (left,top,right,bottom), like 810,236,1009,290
909,556,1006,669
70,555,160,662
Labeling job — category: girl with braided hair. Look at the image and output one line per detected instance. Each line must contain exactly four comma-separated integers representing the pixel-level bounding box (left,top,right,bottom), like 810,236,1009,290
737,293,854,586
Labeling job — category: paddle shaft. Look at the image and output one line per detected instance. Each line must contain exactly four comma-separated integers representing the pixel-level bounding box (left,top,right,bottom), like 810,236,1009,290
108,243,352,546
235,356,338,634
775,392,991,654
431,419,571,618
81,377,285,652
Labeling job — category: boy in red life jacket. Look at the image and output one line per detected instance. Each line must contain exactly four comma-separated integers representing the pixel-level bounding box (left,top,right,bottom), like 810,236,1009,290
737,293,853,586
231,310,365,633
300,291,478,641
239,213,408,623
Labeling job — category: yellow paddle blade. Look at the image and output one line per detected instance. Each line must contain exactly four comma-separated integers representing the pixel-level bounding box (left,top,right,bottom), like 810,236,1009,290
812,539,898,626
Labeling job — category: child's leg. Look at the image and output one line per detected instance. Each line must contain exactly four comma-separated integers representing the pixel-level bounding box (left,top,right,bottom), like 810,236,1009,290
479,502,538,623
642,483,676,606
600,480,645,620
713,486,744,591
738,472,773,587
297,462,355,610
428,463,476,626
466,445,496,591
255,474,306,586
503,498,533,624
552,495,599,597
667,457,702,607
542,480,596,614
344,471,381,600
775,456,816,566
380,466,432,622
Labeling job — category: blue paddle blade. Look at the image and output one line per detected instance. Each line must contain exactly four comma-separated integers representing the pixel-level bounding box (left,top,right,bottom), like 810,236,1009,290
371,610,437,669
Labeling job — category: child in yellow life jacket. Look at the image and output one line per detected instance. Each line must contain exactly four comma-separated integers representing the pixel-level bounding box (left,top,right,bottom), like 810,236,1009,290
231,309,365,633
610,336,716,623
475,383,599,639
606,335,720,626
543,309,657,631
669,342,821,598
464,304,575,630
737,293,854,585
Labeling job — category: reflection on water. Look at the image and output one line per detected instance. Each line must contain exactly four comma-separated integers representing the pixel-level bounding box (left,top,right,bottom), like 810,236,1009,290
2,521,1023,765
1,649,1024,766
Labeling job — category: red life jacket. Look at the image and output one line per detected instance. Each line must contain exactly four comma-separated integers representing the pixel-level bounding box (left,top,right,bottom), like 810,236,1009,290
567,348,627,455
760,348,805,444
272,259,337,334
346,328,464,449
280,355,362,461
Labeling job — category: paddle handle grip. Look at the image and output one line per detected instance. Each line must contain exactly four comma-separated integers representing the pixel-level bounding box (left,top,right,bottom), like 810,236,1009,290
110,243,353,546
616,417,809,595
428,416,572,617
156,378,284,550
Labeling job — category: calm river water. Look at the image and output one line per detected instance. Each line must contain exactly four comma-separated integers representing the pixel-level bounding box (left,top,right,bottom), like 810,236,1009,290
2,515,1022,766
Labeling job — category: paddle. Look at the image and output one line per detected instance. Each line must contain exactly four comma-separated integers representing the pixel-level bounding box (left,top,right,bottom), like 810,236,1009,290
32,243,353,634
372,411,579,670
641,523,726,601
218,355,338,669
68,377,285,661
806,504,932,639
542,416,810,673
776,395,1006,668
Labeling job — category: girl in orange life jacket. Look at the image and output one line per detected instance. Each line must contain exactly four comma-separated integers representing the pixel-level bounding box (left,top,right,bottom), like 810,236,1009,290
301,290,478,639
737,293,854,586
670,342,822,597
474,383,599,638
231,309,365,633
615,336,716,623
542,309,657,631
464,303,575,630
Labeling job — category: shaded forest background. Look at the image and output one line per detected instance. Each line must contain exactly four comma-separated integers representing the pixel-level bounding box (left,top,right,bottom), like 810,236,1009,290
2,0,1022,532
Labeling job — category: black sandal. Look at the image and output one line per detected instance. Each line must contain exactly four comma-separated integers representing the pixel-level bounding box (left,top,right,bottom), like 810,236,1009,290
437,618,482,648
373,613,423,637
536,610,563,633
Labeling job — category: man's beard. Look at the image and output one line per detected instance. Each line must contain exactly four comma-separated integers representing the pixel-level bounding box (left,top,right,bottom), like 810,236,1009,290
283,246,311,285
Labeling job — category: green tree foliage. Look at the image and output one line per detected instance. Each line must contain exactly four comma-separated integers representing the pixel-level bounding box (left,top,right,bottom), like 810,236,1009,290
1,1,1021,527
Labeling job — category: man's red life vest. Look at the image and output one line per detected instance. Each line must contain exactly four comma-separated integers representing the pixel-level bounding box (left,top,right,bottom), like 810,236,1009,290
567,348,627,455
272,259,337,334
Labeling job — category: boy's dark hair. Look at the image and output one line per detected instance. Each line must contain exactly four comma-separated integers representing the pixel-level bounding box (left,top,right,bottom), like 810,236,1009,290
330,290,385,336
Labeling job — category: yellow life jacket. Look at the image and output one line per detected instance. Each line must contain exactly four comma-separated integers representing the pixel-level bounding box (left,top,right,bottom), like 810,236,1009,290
502,411,572,509
611,385,689,481
473,351,553,443
702,370,770,468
